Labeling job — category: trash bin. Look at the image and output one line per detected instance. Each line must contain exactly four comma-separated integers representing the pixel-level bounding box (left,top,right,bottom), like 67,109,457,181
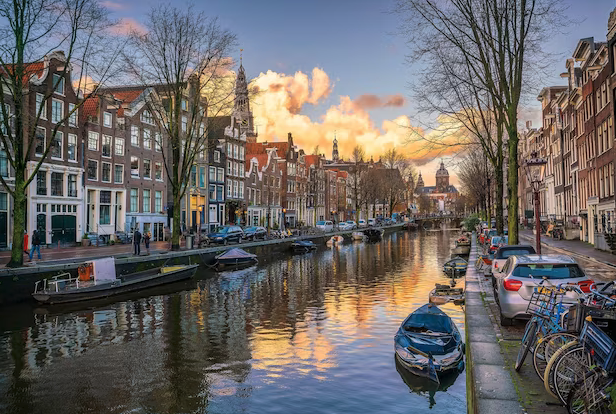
186,235,193,250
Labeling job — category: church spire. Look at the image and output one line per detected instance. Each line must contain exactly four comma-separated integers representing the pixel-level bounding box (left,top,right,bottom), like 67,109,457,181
233,49,257,142
332,130,339,161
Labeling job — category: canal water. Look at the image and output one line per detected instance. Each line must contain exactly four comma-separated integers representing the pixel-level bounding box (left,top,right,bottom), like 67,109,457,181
0,230,466,414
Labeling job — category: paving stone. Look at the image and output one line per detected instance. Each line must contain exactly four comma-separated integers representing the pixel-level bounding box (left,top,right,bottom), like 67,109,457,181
474,364,518,401
470,341,505,365
477,398,523,414
469,333,498,343
467,312,493,328
465,305,489,316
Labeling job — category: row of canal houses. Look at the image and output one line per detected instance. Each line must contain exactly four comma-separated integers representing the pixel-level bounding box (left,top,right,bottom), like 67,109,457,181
0,52,358,249
518,8,616,249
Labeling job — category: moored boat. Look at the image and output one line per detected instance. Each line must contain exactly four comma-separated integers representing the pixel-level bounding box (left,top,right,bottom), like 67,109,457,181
32,258,198,305
394,304,465,383
291,240,317,253
213,248,258,270
455,237,470,247
429,284,465,305
326,235,344,246
363,228,384,242
452,245,471,256
352,231,365,241
443,256,468,275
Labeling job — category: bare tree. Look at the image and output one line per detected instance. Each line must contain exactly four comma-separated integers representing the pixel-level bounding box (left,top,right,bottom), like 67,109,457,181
0,0,118,267
458,148,493,221
348,145,366,220
417,194,433,215
122,4,237,250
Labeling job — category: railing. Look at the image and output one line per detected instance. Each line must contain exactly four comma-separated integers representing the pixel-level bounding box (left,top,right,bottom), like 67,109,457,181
33,272,77,293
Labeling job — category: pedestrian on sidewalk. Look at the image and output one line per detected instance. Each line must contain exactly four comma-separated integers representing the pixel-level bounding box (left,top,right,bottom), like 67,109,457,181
29,229,41,261
133,229,142,256
144,231,151,255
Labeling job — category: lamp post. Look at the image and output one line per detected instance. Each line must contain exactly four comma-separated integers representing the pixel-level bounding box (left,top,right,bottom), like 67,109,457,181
197,205,203,245
525,152,547,254
282,208,286,231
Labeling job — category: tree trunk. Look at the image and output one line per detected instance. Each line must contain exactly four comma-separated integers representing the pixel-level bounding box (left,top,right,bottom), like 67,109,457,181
508,130,520,245
495,162,504,235
171,188,182,251
7,180,25,267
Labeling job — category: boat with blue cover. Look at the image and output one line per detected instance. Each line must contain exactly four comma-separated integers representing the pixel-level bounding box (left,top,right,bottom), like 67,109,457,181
443,256,468,275
291,240,317,253
213,248,258,271
394,304,464,383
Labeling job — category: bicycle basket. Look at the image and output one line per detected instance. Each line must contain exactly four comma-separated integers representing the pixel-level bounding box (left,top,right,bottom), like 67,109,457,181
580,321,616,372
567,303,616,332
526,286,566,318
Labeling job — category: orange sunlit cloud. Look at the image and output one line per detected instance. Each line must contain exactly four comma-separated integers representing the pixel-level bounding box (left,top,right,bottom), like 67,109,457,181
250,68,466,162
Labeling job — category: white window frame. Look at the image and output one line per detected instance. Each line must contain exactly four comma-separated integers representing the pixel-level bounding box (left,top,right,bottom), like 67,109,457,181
143,128,152,150
181,115,187,132
101,161,112,183
102,134,112,158
36,93,46,120
52,74,64,95
103,112,112,128
155,190,162,212
155,132,162,152
131,125,139,147
214,150,220,162
87,159,98,181
68,103,77,127
217,167,224,183
34,127,46,156
143,159,151,180
51,131,63,160
67,133,77,162
131,156,139,178
88,131,99,151
114,164,124,184
143,189,151,213
155,162,163,181
115,137,124,156
51,98,63,124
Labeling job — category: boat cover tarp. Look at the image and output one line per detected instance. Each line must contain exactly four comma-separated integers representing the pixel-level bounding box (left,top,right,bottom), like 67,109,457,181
401,304,455,334
216,248,257,260
293,240,315,247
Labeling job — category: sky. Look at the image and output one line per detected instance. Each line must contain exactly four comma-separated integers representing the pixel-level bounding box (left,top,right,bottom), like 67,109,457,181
105,0,616,186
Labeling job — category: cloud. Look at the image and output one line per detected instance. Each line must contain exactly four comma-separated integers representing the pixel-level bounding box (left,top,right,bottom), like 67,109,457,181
109,18,147,36
353,94,406,110
101,1,128,11
250,68,465,164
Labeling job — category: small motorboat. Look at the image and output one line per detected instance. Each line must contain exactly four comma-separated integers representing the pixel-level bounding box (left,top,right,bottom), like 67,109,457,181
429,284,465,306
352,231,365,241
326,235,344,246
32,258,199,305
394,304,464,383
213,248,258,271
443,257,468,275
455,237,470,247
291,240,317,253
363,228,384,242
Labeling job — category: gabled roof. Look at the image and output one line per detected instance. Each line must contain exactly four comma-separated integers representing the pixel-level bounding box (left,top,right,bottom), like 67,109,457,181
305,154,320,168
82,96,99,119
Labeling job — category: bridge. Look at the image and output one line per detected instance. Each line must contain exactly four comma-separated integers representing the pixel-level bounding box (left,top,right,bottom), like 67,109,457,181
413,214,464,229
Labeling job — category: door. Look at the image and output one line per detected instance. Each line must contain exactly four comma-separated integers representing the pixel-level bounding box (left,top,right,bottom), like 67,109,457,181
36,213,46,245
0,211,7,248
51,215,77,245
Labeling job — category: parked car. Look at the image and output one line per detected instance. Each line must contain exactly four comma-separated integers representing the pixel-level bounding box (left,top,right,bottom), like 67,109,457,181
338,221,355,231
358,219,367,227
490,245,536,284
316,220,334,232
488,235,508,254
494,254,593,326
207,225,244,245
383,218,393,225
368,218,376,226
484,229,498,245
242,226,267,241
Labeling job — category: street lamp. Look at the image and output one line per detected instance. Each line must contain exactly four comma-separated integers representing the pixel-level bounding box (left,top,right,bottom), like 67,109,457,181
282,208,286,231
525,152,547,254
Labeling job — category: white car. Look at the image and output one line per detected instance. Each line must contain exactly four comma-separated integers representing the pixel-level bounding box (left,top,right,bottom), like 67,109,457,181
316,220,334,232
358,219,367,227
341,221,357,230
368,218,376,226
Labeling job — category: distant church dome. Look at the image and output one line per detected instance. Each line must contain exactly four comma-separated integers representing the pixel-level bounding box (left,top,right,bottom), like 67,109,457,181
436,161,449,178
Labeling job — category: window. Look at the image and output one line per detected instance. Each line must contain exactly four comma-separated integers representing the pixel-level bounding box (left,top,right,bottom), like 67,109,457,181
131,125,139,146
227,160,232,175
131,156,139,177
155,162,162,180
181,99,187,111
190,165,197,186
233,180,238,198
143,159,151,179
199,167,205,188
51,172,63,196
0,150,7,178
181,116,187,132
214,150,220,162
217,167,224,183
239,146,244,161
51,99,63,124
102,135,112,157
68,174,77,197
102,162,111,182
155,132,162,152
37,171,46,195
227,181,232,197
87,159,98,180
36,93,46,119
53,74,64,95
233,144,238,159
130,189,138,212
51,131,62,159
68,103,77,126
114,164,124,184
209,184,216,201
143,189,151,213
88,131,98,151
68,134,77,161
115,137,124,155
239,181,244,199
155,190,162,212
141,110,154,124
143,129,152,150
103,112,112,128
217,185,223,201
209,166,216,182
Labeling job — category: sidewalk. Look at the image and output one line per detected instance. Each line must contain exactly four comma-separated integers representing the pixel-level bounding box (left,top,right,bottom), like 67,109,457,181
519,229,616,268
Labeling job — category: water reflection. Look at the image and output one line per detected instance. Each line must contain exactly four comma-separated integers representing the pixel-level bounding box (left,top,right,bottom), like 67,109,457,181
0,230,466,414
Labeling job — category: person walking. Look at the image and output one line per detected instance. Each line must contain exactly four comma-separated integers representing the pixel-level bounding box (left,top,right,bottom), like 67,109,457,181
133,229,142,256
144,231,151,255
29,229,41,261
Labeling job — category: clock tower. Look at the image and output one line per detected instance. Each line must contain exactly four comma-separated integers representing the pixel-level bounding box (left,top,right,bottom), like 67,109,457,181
232,56,257,142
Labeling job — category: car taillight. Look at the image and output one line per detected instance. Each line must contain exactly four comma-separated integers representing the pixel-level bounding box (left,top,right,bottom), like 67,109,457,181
578,280,594,293
504,279,523,291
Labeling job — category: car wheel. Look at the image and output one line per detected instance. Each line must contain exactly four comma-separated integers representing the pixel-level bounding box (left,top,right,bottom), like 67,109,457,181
223,239,228,246
500,307,514,326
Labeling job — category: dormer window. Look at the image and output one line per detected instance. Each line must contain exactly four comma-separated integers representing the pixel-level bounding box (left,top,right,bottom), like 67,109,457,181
141,110,154,124
53,74,64,95
103,112,112,127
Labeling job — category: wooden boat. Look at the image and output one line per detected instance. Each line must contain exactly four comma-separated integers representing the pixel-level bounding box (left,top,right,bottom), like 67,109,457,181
326,235,344,246
291,240,317,253
363,228,384,242
32,258,198,305
455,237,471,247
213,248,258,270
394,304,465,383
429,284,465,305
443,257,468,275
452,245,470,256
352,231,365,241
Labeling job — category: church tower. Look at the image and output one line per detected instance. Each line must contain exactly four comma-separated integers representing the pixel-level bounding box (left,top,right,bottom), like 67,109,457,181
332,132,339,162
416,172,425,193
435,161,450,193
232,52,257,143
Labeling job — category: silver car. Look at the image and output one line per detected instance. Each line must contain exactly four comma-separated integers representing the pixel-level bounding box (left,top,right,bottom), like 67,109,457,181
494,254,593,326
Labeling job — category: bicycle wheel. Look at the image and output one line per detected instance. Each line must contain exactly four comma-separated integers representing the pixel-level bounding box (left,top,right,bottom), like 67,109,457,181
552,344,593,404
533,332,577,379
515,319,538,371
544,340,581,398
567,370,613,414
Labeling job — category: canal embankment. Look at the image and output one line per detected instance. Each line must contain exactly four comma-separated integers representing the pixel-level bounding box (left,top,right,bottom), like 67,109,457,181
0,224,406,305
